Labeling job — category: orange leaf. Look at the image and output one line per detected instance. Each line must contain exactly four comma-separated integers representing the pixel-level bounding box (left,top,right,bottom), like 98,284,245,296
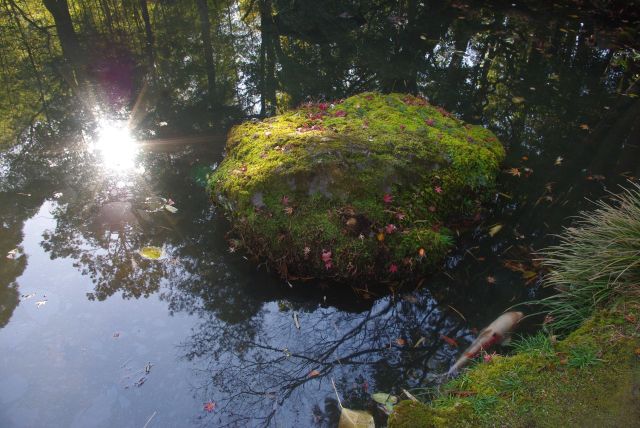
203,401,216,412
308,370,321,378
507,167,521,177
395,338,406,346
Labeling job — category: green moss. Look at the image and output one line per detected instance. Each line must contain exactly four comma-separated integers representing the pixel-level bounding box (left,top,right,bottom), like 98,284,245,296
390,302,640,427
210,92,504,282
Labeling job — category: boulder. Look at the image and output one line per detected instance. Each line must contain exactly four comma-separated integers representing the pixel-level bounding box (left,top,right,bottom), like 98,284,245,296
209,92,504,282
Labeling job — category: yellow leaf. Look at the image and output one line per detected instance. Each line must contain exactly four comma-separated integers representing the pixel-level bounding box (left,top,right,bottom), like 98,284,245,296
511,96,525,104
338,408,375,428
522,271,537,279
139,246,163,260
488,224,503,237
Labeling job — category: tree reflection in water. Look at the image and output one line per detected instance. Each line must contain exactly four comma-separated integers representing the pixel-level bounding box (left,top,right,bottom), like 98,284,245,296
0,1,638,425
174,283,469,426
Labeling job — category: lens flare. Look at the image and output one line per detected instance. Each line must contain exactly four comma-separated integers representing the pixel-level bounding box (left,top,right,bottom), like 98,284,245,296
91,120,139,172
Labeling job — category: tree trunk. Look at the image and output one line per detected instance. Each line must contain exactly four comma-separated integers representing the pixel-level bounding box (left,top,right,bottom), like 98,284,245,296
196,0,217,112
259,0,276,116
138,0,155,66
42,0,82,68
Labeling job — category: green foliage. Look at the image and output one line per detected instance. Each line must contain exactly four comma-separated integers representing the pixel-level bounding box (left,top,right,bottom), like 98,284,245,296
567,346,602,369
209,92,505,282
539,181,640,333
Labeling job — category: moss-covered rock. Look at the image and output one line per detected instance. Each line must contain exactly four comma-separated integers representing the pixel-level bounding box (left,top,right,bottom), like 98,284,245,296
389,301,640,427
209,92,504,282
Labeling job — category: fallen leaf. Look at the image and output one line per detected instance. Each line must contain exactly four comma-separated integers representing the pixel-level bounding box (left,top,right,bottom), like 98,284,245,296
372,392,398,405
440,334,458,347
625,314,637,324
506,167,521,177
164,204,178,213
308,370,321,378
486,276,496,284
488,224,503,237
512,96,525,104
395,338,406,346
388,263,398,273
139,246,163,260
555,156,564,166
36,300,47,308
522,271,537,279
579,124,590,130
338,408,375,428
203,401,216,412
383,193,393,204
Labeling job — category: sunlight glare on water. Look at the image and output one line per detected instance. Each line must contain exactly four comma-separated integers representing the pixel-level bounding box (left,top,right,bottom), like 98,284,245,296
90,119,139,172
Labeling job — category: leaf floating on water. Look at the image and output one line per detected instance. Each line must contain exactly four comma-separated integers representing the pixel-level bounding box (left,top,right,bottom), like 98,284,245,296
164,204,178,213
139,246,163,260
372,392,398,405
203,401,216,412
372,392,398,414
338,408,375,428
506,167,521,177
511,96,525,104
488,224,503,237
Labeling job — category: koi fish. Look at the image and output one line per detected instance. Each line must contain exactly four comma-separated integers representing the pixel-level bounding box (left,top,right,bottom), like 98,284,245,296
447,311,524,377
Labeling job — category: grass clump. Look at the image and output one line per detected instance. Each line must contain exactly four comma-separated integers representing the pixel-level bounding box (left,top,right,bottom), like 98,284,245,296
510,331,555,357
209,92,504,283
539,181,640,332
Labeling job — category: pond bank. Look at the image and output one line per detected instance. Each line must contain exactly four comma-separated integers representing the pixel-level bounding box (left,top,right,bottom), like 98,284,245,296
390,183,640,427
390,302,640,427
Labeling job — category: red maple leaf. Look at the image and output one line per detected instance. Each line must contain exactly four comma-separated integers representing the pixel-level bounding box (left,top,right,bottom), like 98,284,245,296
388,263,398,273
203,401,216,412
383,193,393,204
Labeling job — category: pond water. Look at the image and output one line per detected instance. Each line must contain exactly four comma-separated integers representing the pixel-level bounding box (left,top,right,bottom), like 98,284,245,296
0,2,638,427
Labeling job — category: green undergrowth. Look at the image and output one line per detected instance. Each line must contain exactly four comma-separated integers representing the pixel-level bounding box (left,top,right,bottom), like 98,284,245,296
209,92,504,282
390,301,640,427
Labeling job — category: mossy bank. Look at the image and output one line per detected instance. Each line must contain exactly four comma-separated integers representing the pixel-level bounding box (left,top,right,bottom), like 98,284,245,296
390,302,640,427
209,92,504,282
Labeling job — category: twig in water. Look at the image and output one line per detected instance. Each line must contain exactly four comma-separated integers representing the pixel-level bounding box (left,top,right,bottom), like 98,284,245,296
331,378,343,409
142,411,157,428
293,312,301,329
447,305,466,321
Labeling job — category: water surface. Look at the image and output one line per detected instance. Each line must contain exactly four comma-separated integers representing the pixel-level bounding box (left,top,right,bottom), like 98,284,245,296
1,2,638,426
